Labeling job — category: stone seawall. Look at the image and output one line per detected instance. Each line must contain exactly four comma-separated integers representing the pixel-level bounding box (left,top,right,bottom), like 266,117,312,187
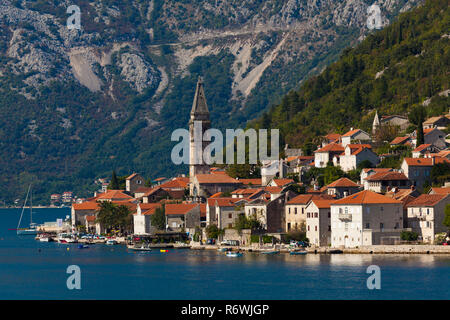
191,244,450,254
307,245,450,254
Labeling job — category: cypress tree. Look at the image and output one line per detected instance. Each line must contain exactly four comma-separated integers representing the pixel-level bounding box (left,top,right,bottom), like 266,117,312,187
110,170,119,190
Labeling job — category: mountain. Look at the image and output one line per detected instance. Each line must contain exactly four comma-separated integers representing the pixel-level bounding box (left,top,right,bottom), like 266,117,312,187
0,0,422,203
252,0,449,153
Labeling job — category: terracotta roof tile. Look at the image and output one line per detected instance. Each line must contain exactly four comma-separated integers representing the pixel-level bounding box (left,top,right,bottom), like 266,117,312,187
327,178,359,188
315,142,345,153
195,174,240,184
366,171,409,181
404,157,450,166
390,136,411,145
165,203,199,215
430,187,450,195
332,190,402,205
406,194,448,207
97,190,133,200
413,144,432,152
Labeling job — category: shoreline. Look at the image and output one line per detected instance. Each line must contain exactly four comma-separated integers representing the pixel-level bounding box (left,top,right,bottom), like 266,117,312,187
190,244,450,255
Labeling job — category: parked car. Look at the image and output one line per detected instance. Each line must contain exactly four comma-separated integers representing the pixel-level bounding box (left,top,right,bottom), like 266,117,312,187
207,239,215,245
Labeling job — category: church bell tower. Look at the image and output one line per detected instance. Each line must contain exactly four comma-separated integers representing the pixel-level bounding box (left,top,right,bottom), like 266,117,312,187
189,77,211,180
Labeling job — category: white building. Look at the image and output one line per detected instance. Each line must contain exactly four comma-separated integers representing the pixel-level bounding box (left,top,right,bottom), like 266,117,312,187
406,194,450,243
133,203,161,235
330,190,403,248
341,129,371,147
314,143,344,168
306,199,334,247
334,144,379,172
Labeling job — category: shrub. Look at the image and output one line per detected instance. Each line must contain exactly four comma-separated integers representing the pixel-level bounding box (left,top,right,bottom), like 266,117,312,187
401,231,419,241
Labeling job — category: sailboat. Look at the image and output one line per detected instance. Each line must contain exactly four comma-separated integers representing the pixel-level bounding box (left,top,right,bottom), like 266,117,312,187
17,184,38,235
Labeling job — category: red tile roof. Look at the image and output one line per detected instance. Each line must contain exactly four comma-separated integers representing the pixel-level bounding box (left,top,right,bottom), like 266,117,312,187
366,171,409,181
404,157,450,166
390,136,411,145
362,168,393,173
165,203,199,215
139,203,162,215
430,187,450,195
324,133,342,142
134,187,152,194
343,129,362,137
97,190,133,200
264,186,283,194
326,178,359,188
73,201,100,210
413,144,432,152
332,190,402,205
126,173,139,180
195,174,240,184
238,179,262,186
287,194,330,205
406,194,448,207
310,199,335,209
160,177,189,189
315,143,345,153
207,197,242,207
271,178,294,187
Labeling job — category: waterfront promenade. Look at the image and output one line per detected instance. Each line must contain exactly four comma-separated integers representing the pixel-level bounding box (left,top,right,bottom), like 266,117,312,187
190,243,450,254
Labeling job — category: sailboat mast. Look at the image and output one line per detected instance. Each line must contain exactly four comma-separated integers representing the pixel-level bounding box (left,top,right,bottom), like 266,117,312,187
17,184,31,234
30,185,33,224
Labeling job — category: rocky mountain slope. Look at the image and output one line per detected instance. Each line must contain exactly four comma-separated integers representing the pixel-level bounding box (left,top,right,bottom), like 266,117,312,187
0,0,422,203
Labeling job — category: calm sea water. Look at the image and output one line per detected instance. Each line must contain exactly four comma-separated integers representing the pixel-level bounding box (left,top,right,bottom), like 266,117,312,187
0,208,449,300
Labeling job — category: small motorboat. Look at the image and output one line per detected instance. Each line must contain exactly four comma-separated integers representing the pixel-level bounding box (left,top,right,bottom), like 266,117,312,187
289,250,307,255
218,247,231,252
106,239,118,245
39,235,54,242
160,249,169,253
226,252,243,257
260,250,280,255
77,244,89,249
329,249,344,254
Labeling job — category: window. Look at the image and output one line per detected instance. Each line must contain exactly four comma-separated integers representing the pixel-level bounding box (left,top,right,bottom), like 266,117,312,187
295,208,298,215
380,223,384,230
301,208,304,214
315,226,317,231
307,226,310,231
366,223,370,229
395,222,399,229
288,208,291,214
328,225,331,231
345,207,348,214
328,212,331,218
315,212,318,218
228,213,232,219
380,206,384,211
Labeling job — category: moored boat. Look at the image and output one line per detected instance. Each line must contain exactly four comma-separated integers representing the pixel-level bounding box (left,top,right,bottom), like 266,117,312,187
289,250,307,255
106,239,118,245
260,250,280,255
226,252,243,257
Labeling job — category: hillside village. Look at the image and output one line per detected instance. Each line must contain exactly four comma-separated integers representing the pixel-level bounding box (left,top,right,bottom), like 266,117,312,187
70,78,450,249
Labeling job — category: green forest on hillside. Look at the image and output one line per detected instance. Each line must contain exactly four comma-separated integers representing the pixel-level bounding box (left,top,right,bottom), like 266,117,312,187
252,0,449,151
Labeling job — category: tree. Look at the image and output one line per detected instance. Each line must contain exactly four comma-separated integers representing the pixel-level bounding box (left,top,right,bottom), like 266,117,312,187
145,178,152,188
444,204,450,232
324,165,345,185
408,105,426,146
205,224,224,239
109,170,119,190
151,205,166,230
234,214,262,232
96,201,132,235
400,231,419,241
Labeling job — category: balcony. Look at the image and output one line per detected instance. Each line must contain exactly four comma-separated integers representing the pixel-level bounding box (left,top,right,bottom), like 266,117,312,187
339,213,352,221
